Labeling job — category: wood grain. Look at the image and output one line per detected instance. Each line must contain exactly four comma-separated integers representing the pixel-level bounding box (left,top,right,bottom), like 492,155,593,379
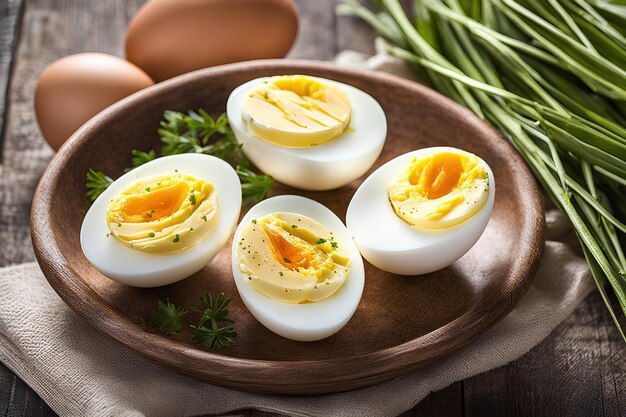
0,0,23,159
463,292,626,417
1,0,625,415
31,59,544,394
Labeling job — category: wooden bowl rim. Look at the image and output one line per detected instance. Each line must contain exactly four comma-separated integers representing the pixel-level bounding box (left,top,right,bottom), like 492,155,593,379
31,59,544,394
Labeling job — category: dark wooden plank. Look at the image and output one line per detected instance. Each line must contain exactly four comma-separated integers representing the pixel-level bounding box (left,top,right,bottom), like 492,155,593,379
1,0,624,415
464,290,626,417
0,0,145,268
0,0,24,160
399,382,463,417
289,0,338,60
0,362,55,417
0,0,144,415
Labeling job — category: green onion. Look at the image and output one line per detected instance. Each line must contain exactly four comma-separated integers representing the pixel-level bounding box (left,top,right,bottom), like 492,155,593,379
340,0,626,340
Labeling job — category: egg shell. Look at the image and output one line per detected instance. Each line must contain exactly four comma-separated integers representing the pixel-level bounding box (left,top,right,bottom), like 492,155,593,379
35,53,154,151
346,147,495,276
81,154,241,287
231,195,365,341
124,0,298,82
227,76,387,191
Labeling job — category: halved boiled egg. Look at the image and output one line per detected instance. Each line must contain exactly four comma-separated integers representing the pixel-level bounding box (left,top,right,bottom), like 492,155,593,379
231,195,365,341
226,75,386,191
81,154,241,287
346,147,495,275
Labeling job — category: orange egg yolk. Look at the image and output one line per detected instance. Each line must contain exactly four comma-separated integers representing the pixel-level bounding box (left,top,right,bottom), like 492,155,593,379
119,182,189,222
262,223,321,272
408,152,464,200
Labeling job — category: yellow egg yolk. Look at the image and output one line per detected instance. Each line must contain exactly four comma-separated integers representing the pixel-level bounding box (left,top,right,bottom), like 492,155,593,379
242,75,351,147
106,173,218,253
388,150,489,229
114,181,190,222
261,219,348,277
237,213,351,303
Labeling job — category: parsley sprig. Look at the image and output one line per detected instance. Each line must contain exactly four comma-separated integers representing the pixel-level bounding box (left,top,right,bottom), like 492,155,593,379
237,167,275,206
150,300,187,336
85,110,273,205
85,169,113,203
127,150,156,171
150,292,236,350
190,293,237,349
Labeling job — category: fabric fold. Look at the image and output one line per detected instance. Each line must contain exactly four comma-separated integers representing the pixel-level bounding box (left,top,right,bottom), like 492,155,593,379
0,48,593,416
0,207,592,417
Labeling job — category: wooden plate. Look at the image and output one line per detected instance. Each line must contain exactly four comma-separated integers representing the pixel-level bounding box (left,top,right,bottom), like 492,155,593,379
31,60,544,395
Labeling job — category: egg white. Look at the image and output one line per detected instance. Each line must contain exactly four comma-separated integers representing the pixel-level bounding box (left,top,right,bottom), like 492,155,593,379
226,76,387,191
80,154,241,287
231,195,365,341
346,147,495,276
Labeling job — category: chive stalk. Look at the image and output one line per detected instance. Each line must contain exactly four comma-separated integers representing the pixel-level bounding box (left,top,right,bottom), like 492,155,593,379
340,0,626,339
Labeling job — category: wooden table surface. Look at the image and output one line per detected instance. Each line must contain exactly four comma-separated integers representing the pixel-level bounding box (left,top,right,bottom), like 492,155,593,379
0,0,624,416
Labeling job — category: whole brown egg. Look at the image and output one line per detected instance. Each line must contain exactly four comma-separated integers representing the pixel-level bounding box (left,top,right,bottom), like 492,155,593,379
124,0,299,82
35,53,154,151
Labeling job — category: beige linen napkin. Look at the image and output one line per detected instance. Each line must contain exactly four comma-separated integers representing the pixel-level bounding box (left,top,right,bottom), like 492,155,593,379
0,49,594,416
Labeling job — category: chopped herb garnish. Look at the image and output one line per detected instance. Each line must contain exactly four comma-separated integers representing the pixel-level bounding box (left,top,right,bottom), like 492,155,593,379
202,215,208,222
148,232,155,237
189,227,194,232
279,272,284,276
172,234,180,243
189,192,197,205
330,241,338,249
252,219,257,224
291,225,298,229
145,210,155,218
316,238,327,245
145,187,151,192
283,258,291,263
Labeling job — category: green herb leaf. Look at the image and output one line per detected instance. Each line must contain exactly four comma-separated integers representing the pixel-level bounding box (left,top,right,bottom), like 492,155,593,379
155,110,272,204
150,300,187,336
86,109,275,208
85,169,113,203
190,293,236,349
129,149,156,170
237,166,274,206
190,325,237,350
